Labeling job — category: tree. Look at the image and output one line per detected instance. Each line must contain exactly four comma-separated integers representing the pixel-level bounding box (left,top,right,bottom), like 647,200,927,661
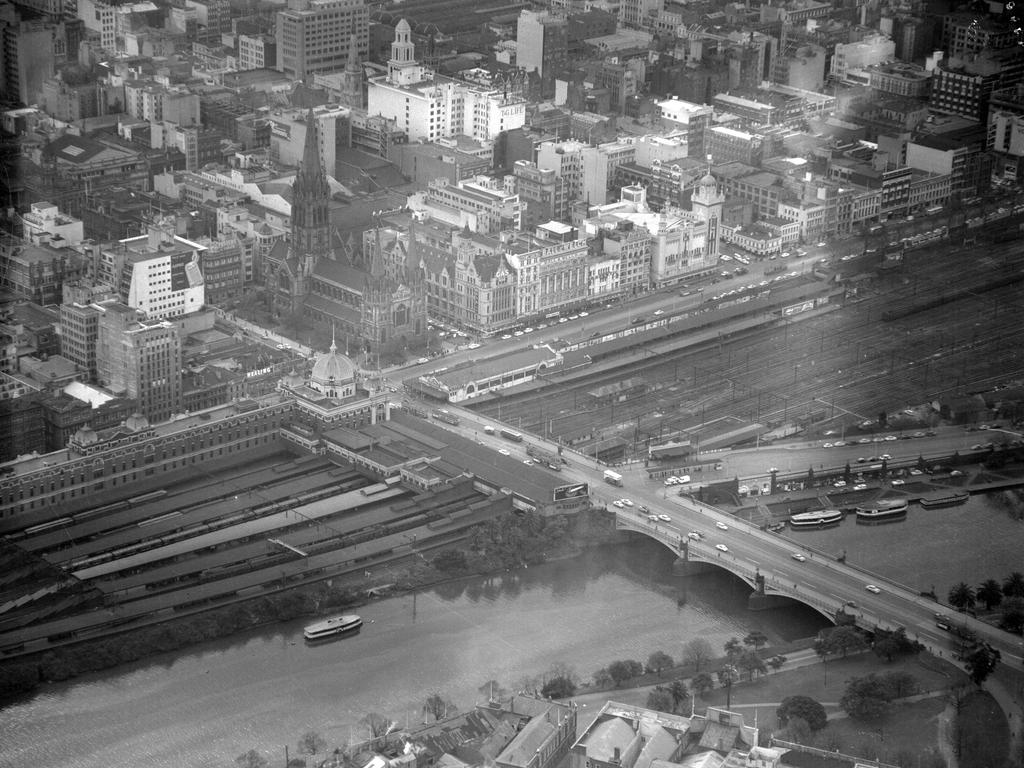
717,665,739,709
432,549,468,574
647,650,674,676
607,659,644,686
880,670,919,698
768,654,787,670
361,712,395,737
423,693,456,722
1003,571,1024,598
723,636,743,660
815,626,867,660
1000,596,1024,633
839,674,893,720
738,649,766,681
976,579,1003,610
592,667,614,688
540,676,576,699
872,627,922,662
298,732,326,756
646,686,675,713
948,582,976,613
806,466,815,483
965,643,1001,687
779,716,812,745
691,672,715,699
478,679,509,702
776,695,828,731
844,462,852,483
682,638,714,672
236,750,269,768
667,679,689,712
743,630,768,651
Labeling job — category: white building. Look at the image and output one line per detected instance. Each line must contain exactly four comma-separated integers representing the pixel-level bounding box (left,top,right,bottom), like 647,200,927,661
21,202,84,247
77,0,116,52
267,104,350,173
99,226,206,320
367,20,526,143
535,139,636,208
411,177,523,235
830,34,896,84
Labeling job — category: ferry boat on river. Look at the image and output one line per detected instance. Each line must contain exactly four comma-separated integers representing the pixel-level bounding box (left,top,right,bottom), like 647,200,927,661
789,508,843,527
919,491,969,508
855,499,909,521
304,614,362,642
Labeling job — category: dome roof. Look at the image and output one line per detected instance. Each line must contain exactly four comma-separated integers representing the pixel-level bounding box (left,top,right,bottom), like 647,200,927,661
700,172,716,186
311,339,356,385
125,412,150,431
282,366,305,389
75,425,97,445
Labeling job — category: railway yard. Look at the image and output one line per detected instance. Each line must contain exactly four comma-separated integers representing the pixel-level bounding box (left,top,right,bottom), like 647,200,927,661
466,239,1024,461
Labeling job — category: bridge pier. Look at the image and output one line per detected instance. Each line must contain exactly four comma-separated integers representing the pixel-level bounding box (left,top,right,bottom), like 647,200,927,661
747,593,796,611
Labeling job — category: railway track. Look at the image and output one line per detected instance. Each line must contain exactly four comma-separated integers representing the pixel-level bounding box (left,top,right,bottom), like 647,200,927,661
466,241,1024,458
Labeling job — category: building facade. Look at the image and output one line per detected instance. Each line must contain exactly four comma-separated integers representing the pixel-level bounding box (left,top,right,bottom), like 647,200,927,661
275,0,368,82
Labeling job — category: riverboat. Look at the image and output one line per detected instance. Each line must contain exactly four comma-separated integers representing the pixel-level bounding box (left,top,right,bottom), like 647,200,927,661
855,499,908,521
303,614,362,642
789,508,843,527
919,492,969,509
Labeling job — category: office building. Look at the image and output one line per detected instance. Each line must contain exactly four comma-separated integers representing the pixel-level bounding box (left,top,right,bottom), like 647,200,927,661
97,303,182,423
657,97,712,157
516,9,568,87
275,0,368,82
97,227,206,320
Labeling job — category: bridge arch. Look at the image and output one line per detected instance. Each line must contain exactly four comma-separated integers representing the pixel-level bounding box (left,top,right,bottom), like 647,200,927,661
615,514,838,622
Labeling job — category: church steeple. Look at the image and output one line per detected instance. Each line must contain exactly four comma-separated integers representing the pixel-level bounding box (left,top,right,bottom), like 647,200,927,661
341,31,364,109
291,108,332,265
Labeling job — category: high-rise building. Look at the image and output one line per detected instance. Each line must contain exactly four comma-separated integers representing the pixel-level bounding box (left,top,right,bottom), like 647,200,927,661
59,299,111,382
516,10,567,83
366,21,526,143
97,303,182,423
275,0,368,82
97,227,206,320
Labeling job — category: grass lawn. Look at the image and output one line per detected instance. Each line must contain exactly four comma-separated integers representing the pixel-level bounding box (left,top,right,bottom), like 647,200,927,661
695,653,970,759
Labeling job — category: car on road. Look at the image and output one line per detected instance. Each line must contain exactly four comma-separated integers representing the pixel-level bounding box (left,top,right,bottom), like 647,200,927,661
658,514,672,522
522,459,534,466
716,544,729,553
621,499,634,507
498,448,511,456
823,442,833,448
613,500,625,508
558,317,568,324
833,480,847,487
579,311,589,317
832,440,846,446
654,309,664,316
687,532,702,540
716,521,729,530
891,479,906,486
884,435,898,441
664,477,678,486
912,431,926,438
791,553,806,562
880,453,892,460
853,483,868,491
909,469,924,475
857,457,867,463
501,334,512,340
858,438,871,444
417,357,429,364
648,514,660,522
639,505,649,513
865,584,882,594
524,327,534,333
767,466,779,474
513,330,523,337
467,343,481,349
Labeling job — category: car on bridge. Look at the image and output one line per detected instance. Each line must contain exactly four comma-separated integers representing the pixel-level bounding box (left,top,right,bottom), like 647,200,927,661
716,521,729,530
716,544,729,552
658,514,672,522
612,500,625,508
865,584,882,594
688,532,702,540
791,553,806,562
648,515,659,522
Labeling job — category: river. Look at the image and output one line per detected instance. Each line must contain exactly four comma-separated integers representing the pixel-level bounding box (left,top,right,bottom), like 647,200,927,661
2,491,1018,768
0,542,826,768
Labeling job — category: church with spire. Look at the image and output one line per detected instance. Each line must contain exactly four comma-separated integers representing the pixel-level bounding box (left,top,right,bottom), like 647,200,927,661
263,107,428,355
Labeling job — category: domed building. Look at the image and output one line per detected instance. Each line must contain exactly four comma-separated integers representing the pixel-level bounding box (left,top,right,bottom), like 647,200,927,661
309,338,358,400
279,337,390,429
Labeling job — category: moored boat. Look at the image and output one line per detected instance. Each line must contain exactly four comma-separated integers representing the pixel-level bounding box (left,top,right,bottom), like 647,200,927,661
855,499,909,521
789,508,843,527
304,614,362,642
919,492,969,509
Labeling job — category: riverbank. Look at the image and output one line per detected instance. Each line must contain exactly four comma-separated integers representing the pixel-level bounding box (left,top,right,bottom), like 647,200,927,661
0,507,621,704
